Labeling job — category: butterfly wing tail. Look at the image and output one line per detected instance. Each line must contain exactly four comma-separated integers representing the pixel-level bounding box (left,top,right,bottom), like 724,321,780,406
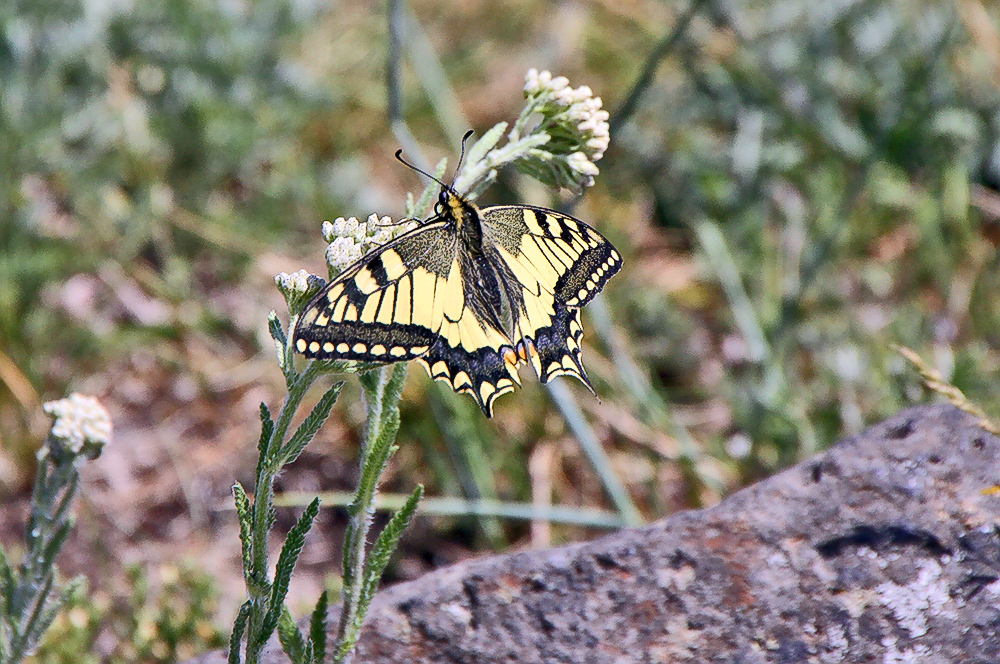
530,305,595,393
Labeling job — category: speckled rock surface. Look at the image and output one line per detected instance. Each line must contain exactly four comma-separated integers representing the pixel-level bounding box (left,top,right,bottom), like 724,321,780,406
192,404,1000,663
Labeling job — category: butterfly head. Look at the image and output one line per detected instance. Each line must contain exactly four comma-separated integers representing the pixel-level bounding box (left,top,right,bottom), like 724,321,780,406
436,186,454,212
436,186,479,229
396,130,480,228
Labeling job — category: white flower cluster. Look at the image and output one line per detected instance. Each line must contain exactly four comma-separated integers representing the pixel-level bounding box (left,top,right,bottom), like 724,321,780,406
322,214,416,278
274,268,312,295
43,393,112,459
274,268,326,314
450,70,611,198
521,68,611,183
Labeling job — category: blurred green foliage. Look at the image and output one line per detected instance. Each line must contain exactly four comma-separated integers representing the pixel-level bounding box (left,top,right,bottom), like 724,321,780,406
0,0,341,463
29,564,224,664
608,0,1000,475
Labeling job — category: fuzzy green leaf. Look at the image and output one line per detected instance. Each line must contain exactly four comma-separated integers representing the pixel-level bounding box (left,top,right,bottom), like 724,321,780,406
18,572,55,654
50,472,81,527
514,158,562,191
278,382,344,467
28,576,82,653
268,310,287,346
340,518,357,582
255,402,275,502
257,498,320,646
355,365,407,504
26,462,50,544
358,485,423,619
308,589,329,664
383,362,409,404
258,403,274,459
269,311,289,374
356,366,380,397
356,433,398,513
277,604,307,664
39,519,73,576
229,601,251,664
232,483,253,580
358,409,401,488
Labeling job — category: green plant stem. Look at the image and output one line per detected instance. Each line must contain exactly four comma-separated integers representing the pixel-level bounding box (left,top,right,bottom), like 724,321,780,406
2,449,80,664
274,492,628,528
244,360,323,664
546,381,642,526
608,0,709,138
333,364,407,663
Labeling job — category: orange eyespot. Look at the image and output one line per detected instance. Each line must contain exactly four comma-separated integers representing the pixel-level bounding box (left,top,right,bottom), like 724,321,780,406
503,347,518,366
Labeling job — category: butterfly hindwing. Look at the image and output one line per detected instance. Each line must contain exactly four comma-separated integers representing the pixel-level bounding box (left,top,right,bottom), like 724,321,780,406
532,304,590,386
294,221,458,361
418,335,522,417
479,205,621,386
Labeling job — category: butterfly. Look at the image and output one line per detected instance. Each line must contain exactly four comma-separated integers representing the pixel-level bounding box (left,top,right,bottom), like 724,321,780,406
293,151,622,417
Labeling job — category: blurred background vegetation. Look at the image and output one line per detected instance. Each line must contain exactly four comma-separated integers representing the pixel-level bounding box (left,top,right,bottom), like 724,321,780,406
3,0,1000,659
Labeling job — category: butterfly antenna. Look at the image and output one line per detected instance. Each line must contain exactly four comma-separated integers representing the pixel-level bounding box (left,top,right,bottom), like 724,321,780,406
395,149,451,191
454,129,475,176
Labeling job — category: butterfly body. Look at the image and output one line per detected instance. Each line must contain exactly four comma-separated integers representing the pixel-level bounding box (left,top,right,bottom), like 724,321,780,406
294,187,621,417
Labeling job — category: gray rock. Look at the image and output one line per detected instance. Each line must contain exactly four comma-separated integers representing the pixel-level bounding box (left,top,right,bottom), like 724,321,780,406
194,404,1000,663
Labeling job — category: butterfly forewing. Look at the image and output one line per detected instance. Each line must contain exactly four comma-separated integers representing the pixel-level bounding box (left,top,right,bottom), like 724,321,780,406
293,221,457,362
